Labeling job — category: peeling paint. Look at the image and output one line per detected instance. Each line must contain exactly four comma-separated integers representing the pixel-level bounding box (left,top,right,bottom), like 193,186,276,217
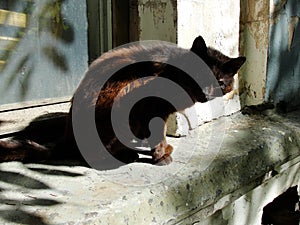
288,16,299,51
170,0,177,28
140,1,167,26
245,0,270,49
239,0,270,106
246,0,269,22
270,0,288,23
266,0,300,109
137,0,177,42
262,86,266,98
250,21,269,49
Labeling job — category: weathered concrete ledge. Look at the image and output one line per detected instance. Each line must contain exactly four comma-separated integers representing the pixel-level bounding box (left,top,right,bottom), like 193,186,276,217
0,110,300,224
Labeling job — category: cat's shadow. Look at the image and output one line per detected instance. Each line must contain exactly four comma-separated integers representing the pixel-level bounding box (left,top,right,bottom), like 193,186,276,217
0,113,89,167
1,112,154,170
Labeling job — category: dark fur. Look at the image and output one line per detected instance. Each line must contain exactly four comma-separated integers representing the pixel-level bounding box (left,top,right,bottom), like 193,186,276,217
0,36,246,165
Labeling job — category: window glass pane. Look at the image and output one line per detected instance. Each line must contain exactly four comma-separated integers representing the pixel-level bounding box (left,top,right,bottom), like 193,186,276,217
0,0,88,106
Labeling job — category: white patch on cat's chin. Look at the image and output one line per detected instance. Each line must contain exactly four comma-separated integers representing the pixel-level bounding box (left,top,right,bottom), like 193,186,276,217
223,74,239,100
223,89,238,100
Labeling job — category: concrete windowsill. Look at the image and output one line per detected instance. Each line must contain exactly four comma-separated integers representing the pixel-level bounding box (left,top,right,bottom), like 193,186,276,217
0,110,300,224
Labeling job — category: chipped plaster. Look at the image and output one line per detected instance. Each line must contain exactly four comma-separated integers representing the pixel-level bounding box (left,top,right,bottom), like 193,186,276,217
137,0,177,42
239,0,270,106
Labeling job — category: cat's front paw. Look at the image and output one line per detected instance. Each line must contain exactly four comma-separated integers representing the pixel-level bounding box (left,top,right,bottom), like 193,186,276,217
152,143,173,165
154,154,173,165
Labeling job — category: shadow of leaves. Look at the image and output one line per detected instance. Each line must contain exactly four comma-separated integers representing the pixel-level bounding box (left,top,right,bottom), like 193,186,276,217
0,171,57,225
1,0,74,98
39,0,74,44
5,55,32,88
0,209,50,225
0,168,70,225
0,170,49,189
27,167,83,177
0,198,60,207
43,46,69,72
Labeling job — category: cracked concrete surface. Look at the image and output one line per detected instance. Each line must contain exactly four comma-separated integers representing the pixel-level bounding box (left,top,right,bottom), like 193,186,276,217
0,110,299,224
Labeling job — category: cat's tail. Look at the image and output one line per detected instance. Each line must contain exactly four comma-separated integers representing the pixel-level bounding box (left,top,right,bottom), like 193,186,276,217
0,139,52,162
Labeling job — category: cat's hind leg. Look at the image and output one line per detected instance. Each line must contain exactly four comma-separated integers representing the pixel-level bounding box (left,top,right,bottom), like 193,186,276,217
137,120,173,165
107,138,140,164
0,139,52,162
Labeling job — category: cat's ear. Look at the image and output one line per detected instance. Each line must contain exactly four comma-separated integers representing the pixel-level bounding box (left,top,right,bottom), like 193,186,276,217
191,36,208,57
222,57,246,75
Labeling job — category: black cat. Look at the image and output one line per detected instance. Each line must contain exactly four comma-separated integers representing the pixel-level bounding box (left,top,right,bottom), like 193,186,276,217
67,36,246,165
0,36,246,165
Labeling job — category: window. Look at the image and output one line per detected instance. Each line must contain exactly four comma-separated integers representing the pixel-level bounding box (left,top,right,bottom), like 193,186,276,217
0,0,89,107
0,0,116,136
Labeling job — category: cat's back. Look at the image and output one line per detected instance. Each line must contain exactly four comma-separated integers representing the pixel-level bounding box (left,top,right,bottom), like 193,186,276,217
73,42,187,109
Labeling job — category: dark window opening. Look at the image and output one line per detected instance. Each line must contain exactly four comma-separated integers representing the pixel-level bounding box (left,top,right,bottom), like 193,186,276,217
262,186,300,225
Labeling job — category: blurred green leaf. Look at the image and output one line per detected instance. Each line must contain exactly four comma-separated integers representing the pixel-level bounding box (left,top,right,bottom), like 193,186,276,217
43,46,68,72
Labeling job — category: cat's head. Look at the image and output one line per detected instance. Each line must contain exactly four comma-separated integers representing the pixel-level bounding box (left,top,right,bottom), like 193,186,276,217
191,36,246,97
